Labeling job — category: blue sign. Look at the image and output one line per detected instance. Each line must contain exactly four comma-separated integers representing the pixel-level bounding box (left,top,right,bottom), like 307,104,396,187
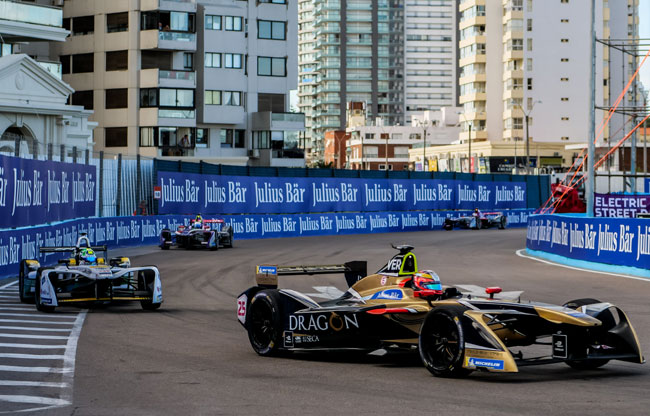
526,214,650,269
0,209,534,279
157,172,527,215
0,155,96,228
467,357,505,370
256,265,277,275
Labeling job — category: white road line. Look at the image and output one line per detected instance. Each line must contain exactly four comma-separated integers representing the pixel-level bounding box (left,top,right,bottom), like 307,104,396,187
0,353,65,360
0,282,17,290
0,319,75,325
515,249,650,283
0,314,77,319
59,310,86,408
0,296,17,299
0,326,71,333
0,381,68,388
0,395,69,406
0,334,69,340
0,343,66,349
0,365,71,373
0,303,32,307
0,308,35,311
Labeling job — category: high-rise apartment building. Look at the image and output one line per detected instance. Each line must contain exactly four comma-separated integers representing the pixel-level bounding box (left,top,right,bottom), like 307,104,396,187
57,0,303,167
456,0,638,160
299,0,459,162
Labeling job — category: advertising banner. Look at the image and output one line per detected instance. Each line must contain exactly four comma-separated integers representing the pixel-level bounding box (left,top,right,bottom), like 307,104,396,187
157,172,527,215
594,193,650,218
0,155,96,228
526,214,650,269
0,209,534,279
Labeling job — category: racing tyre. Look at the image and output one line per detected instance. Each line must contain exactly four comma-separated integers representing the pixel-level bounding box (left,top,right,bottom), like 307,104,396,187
160,229,171,250
419,305,472,378
34,273,55,313
247,290,283,356
19,260,34,304
474,218,481,230
225,227,234,248
562,298,610,370
138,272,161,311
498,216,507,230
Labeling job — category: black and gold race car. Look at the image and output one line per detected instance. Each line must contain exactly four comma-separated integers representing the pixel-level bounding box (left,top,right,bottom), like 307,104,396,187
236,246,644,377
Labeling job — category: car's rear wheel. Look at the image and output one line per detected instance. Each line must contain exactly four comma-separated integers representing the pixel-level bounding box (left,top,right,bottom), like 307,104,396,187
419,306,472,378
19,260,34,304
225,227,234,248
499,216,507,229
34,274,55,313
247,290,283,356
562,298,610,370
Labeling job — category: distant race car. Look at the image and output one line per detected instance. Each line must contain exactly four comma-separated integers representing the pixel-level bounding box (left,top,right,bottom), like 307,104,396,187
159,217,233,250
237,245,643,377
19,234,162,312
443,211,507,230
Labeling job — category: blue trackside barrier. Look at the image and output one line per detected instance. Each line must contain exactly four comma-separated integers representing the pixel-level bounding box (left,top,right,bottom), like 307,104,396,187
0,209,534,279
526,214,650,277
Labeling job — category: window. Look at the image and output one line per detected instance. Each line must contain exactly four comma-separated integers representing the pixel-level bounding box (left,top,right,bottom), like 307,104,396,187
224,53,242,69
258,93,285,112
254,131,270,148
560,19,569,23
107,12,128,33
234,130,245,148
220,129,232,148
561,77,569,81
379,164,393,171
257,57,286,77
258,20,286,40
526,19,532,31
206,15,221,30
561,136,569,141
105,127,128,147
527,78,532,90
205,90,221,105
561,117,570,121
526,38,532,51
223,91,242,106
140,88,158,107
72,53,94,73
205,53,221,68
196,129,209,147
560,0,569,3
140,127,157,147
106,51,128,71
560,58,569,62
60,55,70,74
160,89,195,108
71,90,93,110
526,58,533,71
106,89,128,109
183,53,194,70
72,16,94,36
224,16,243,31
63,18,70,31
259,0,287,3
220,129,245,148
561,38,569,43
561,97,569,101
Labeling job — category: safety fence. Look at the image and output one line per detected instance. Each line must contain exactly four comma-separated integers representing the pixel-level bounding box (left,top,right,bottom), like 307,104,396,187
526,213,650,277
0,209,535,279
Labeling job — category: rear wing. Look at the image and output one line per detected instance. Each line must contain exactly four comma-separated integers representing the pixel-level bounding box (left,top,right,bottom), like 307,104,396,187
40,245,108,253
255,261,367,289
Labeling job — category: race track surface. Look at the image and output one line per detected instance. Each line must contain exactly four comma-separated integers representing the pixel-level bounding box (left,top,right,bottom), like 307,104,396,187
5,229,650,415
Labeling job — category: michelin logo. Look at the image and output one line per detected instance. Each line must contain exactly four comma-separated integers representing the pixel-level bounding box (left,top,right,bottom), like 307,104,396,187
256,265,277,275
466,357,504,370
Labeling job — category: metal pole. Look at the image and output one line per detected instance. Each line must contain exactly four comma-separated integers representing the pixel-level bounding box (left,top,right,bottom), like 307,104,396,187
468,123,472,173
385,133,388,170
361,132,364,170
423,125,427,171
136,153,142,214
514,138,518,175
48,143,53,161
586,0,596,217
99,151,104,217
60,144,65,162
525,114,530,175
116,153,122,216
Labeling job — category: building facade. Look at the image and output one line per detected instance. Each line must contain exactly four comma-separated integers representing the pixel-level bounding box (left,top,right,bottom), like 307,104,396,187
0,0,95,159
57,0,303,166
454,0,639,172
298,0,459,163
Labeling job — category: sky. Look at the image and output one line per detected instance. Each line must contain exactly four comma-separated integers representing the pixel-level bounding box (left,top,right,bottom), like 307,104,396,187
641,0,649,96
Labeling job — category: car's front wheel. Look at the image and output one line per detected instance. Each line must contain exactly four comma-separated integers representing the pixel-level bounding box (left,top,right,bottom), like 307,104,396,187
419,306,472,378
247,290,283,356
34,274,55,313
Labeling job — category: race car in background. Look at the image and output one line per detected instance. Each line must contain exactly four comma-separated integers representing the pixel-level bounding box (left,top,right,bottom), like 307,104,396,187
443,210,507,230
237,245,643,377
159,217,234,250
19,234,163,312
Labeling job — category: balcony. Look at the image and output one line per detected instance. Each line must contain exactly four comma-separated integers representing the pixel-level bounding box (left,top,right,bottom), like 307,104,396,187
140,68,196,89
141,0,197,12
140,107,196,128
252,112,306,131
0,0,68,42
140,30,197,51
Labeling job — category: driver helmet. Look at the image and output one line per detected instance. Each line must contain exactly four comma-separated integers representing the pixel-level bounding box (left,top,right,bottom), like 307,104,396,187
413,270,442,293
80,248,97,264
194,214,203,228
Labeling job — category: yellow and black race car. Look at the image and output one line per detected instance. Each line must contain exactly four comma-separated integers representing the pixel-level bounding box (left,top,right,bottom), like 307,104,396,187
237,245,644,377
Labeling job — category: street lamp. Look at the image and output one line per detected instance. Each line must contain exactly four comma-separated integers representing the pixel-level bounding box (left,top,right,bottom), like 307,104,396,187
511,99,541,175
415,118,431,172
457,112,473,173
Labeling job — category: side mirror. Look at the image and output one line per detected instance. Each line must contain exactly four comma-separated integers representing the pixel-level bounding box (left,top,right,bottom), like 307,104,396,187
486,287,502,299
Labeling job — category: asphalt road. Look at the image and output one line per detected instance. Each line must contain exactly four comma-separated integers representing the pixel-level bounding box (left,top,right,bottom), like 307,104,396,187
4,229,650,415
